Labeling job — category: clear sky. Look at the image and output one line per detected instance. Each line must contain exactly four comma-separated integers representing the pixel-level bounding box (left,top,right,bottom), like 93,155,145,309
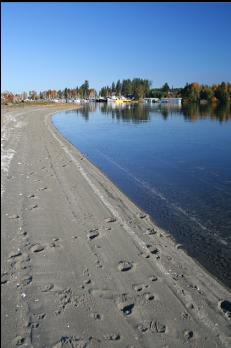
2,2,231,93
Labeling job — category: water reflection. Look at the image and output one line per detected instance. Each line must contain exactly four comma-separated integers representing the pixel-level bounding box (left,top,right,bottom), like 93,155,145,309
181,102,231,123
67,102,231,123
100,103,150,123
65,103,97,121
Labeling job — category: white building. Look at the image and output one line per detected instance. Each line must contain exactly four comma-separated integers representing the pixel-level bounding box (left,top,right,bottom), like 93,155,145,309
160,98,182,105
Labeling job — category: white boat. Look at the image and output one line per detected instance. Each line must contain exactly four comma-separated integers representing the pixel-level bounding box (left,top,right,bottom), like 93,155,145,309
107,96,118,102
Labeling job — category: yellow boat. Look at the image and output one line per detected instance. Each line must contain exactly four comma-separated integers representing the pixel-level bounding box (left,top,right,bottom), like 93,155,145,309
115,98,131,104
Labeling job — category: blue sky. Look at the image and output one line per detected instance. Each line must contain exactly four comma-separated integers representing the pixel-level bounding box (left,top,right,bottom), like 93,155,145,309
2,2,231,93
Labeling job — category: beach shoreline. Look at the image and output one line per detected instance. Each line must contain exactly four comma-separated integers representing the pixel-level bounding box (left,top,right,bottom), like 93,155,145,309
1,104,231,347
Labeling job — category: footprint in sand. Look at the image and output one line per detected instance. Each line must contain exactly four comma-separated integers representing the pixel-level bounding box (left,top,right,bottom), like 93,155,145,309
8,214,20,220
1,272,8,284
118,261,133,272
38,186,47,191
30,322,39,329
21,275,32,286
104,217,116,223
149,275,158,282
184,330,194,340
137,320,167,334
41,283,54,292
49,238,60,248
133,283,150,292
12,336,25,346
30,244,45,253
18,230,27,238
138,212,147,219
90,312,102,320
87,229,99,240
33,312,46,321
27,194,36,199
137,321,150,333
146,244,159,255
72,235,78,240
52,336,98,348
104,333,120,341
144,228,157,236
140,252,150,259
28,204,38,211
8,250,22,259
150,320,166,333
143,292,155,301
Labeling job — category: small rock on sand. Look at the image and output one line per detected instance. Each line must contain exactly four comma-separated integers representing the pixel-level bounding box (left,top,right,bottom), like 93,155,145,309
176,244,183,250
218,300,231,318
117,302,134,316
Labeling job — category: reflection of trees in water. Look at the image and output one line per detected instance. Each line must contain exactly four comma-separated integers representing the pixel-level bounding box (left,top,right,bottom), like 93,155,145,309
181,103,231,123
65,104,97,121
65,102,231,123
100,104,150,123
158,103,231,122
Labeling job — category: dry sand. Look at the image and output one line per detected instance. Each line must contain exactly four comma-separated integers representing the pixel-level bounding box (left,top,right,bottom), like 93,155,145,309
1,104,231,348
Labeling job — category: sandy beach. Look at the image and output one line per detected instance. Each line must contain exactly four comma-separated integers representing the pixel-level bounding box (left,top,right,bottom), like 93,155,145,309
1,104,231,348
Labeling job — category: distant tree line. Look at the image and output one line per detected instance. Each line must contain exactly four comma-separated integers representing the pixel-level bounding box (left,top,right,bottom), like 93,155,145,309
100,81,231,104
27,80,96,102
180,82,231,104
99,78,152,100
2,80,231,105
148,82,231,104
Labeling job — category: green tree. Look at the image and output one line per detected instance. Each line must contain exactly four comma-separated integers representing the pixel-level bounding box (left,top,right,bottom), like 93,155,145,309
214,82,229,104
64,88,68,103
200,86,213,101
80,80,89,98
116,80,122,96
161,82,170,97
111,82,116,93
57,90,63,99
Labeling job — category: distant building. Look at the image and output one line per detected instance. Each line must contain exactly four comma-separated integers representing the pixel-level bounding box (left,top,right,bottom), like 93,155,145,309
144,98,160,103
160,98,182,105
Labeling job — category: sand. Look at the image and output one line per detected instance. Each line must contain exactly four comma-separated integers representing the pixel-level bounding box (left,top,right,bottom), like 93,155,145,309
1,104,231,348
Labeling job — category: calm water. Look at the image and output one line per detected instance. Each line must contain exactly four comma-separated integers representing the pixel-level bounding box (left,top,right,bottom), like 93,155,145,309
53,103,231,288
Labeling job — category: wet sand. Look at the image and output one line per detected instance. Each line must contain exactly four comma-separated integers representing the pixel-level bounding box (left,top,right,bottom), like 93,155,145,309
1,104,231,347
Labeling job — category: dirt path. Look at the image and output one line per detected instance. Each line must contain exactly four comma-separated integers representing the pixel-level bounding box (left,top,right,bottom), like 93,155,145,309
1,105,231,348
